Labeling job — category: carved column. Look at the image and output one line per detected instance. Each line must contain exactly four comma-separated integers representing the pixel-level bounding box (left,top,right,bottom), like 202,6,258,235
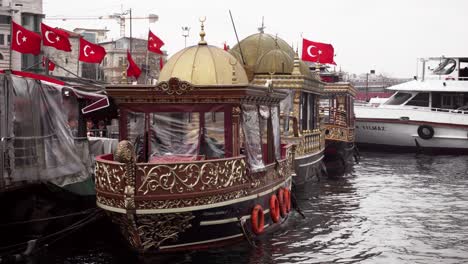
114,140,141,248
232,106,241,157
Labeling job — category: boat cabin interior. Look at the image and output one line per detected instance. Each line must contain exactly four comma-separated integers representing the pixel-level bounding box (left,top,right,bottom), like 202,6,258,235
105,78,289,173
319,83,357,143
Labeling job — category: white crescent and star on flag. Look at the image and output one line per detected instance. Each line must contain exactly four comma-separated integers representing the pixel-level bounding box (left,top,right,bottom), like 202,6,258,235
15,30,25,45
307,45,322,58
83,45,95,57
44,31,61,44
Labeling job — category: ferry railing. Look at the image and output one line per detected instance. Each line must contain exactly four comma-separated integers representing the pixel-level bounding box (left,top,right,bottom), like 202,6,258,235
300,129,322,155
320,107,348,127
430,107,468,114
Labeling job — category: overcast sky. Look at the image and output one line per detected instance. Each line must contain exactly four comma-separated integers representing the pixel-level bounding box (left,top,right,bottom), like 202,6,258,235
43,0,468,78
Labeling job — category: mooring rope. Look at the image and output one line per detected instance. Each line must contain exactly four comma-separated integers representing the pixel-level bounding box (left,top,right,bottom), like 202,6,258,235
0,208,99,228
238,216,256,248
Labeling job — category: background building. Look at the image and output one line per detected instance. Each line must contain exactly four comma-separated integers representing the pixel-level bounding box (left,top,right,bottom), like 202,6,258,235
0,0,44,71
100,37,166,84
348,72,411,101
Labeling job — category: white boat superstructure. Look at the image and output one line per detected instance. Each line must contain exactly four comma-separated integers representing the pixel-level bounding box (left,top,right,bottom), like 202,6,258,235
355,57,468,153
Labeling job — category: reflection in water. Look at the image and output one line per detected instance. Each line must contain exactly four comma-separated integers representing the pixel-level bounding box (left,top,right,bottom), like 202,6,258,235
37,152,468,263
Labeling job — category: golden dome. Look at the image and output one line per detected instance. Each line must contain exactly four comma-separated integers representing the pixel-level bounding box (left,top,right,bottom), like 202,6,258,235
255,49,293,74
299,61,313,78
159,44,248,86
229,33,294,72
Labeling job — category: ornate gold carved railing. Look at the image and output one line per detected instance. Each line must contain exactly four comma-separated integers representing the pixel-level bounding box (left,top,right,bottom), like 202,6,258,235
320,107,348,127
95,155,249,196
324,125,355,142
95,143,294,211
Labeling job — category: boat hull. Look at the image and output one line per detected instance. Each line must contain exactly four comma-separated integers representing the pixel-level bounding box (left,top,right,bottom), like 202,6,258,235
95,144,295,253
102,177,291,253
324,141,355,175
356,118,468,153
292,150,324,186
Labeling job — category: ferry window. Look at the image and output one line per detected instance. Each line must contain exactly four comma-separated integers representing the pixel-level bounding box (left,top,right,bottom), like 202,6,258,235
460,61,468,80
271,106,281,160
308,94,316,130
241,104,264,171
406,93,429,107
259,105,274,164
126,111,146,161
301,92,308,131
432,58,456,75
148,112,200,161
279,89,294,135
385,92,412,105
202,112,225,159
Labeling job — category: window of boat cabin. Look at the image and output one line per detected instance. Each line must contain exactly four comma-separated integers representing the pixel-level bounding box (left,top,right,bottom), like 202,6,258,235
319,95,332,123
300,92,308,131
279,89,294,136
406,93,429,107
432,58,456,75
126,112,146,162
308,93,317,130
384,92,412,105
241,104,265,171
259,105,275,164
459,60,468,81
147,113,200,162
125,109,226,162
300,92,318,131
202,112,225,159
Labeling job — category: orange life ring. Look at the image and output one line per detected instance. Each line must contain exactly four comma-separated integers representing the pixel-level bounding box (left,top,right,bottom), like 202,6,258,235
251,205,265,235
277,188,287,217
269,195,280,223
284,188,291,213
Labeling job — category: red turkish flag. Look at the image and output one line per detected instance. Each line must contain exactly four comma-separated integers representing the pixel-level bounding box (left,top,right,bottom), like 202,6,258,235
78,38,106,63
223,43,229,51
11,21,41,55
147,30,164,55
127,51,141,79
41,23,72,52
42,56,55,71
159,57,164,71
302,38,336,65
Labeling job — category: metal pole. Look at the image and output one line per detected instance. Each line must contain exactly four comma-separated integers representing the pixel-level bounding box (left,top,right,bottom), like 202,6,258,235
129,8,132,53
9,17,13,69
365,73,369,102
144,48,149,84
228,10,246,65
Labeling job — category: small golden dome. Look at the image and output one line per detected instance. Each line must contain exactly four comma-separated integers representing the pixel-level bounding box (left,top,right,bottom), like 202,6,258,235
299,61,313,78
159,44,248,86
229,33,294,71
255,49,293,74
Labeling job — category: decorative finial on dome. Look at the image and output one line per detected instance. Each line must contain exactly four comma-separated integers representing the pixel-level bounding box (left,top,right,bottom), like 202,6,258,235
199,16,207,45
292,49,301,76
258,16,265,33
274,34,279,47
229,57,237,84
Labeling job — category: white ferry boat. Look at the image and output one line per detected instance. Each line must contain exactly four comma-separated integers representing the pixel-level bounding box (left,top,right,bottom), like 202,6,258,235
355,57,468,153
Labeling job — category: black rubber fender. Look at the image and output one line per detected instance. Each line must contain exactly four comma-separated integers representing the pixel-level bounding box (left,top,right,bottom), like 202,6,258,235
417,125,434,140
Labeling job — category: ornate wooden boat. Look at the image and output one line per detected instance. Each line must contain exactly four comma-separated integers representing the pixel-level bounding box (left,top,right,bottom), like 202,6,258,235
95,22,294,253
229,32,325,186
319,68,358,174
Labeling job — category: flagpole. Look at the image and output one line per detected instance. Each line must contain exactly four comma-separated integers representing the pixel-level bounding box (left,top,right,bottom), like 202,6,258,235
9,19,13,69
144,47,149,84
77,38,80,77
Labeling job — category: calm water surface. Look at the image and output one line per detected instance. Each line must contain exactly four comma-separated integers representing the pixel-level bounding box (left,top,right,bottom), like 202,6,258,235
39,152,468,264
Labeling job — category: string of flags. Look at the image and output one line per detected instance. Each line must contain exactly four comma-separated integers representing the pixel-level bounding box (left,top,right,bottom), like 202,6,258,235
10,21,167,78
11,20,338,79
